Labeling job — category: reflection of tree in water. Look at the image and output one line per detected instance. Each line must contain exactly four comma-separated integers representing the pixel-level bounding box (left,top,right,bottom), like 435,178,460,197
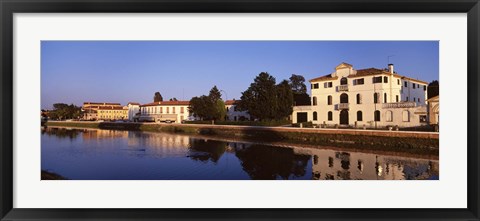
188,139,227,163
41,127,82,140
234,144,310,180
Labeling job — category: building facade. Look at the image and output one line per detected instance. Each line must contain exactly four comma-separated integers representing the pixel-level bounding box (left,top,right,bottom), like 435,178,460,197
225,100,251,121
82,102,122,120
97,106,128,121
138,101,194,123
127,102,141,121
427,95,439,125
292,63,429,128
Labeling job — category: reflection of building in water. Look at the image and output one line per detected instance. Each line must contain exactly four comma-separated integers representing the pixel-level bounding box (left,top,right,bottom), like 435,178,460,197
299,148,438,180
82,129,129,140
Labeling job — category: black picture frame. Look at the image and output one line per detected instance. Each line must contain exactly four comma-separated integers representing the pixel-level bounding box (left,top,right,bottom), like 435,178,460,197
1,0,479,220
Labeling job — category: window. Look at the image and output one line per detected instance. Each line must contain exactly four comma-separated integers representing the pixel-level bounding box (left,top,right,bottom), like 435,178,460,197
357,111,363,121
172,107,176,114
383,76,388,83
406,96,409,101
340,77,348,85
313,112,318,121
356,94,361,104
328,111,333,121
374,110,381,122
166,107,169,113
413,83,416,88
324,82,333,88
423,85,427,91
313,96,318,106
373,76,382,83
397,79,400,85
419,115,427,123
354,78,364,85
312,83,319,89
384,93,387,103
413,97,416,102
396,95,399,102
386,111,393,122
327,95,332,105
340,93,348,103
160,107,163,113
404,81,408,87
373,93,379,104
402,110,410,122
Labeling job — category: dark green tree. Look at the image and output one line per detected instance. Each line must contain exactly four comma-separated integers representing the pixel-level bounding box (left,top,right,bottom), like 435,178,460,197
154,92,163,102
276,80,294,119
289,74,311,106
50,103,82,120
289,74,307,94
237,72,278,120
208,85,222,102
427,80,439,99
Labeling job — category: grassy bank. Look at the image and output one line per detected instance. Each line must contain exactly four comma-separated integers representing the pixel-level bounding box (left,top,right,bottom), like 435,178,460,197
185,119,291,127
45,121,438,156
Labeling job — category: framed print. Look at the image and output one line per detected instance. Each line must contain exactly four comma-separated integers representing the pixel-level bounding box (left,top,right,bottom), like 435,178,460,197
1,0,479,220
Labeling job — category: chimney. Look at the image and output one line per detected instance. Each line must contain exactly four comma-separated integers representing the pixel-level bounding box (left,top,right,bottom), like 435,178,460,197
388,64,394,74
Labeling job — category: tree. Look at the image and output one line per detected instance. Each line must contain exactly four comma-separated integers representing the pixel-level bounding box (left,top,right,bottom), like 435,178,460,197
49,103,82,120
188,86,226,121
276,80,294,119
209,85,222,102
237,72,278,120
169,97,178,101
289,74,307,94
289,74,311,106
427,80,439,99
154,92,163,102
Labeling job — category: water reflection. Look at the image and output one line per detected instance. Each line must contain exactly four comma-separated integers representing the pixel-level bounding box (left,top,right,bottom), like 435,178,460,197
41,127,439,180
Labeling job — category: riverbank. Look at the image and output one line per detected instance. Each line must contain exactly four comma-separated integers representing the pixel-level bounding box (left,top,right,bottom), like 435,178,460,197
41,170,67,180
45,121,439,156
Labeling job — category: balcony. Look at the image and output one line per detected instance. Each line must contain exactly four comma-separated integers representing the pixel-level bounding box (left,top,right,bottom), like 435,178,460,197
337,85,349,92
382,102,416,109
337,103,349,110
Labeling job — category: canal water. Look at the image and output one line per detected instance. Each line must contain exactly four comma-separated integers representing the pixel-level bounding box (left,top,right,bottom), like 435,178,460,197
41,127,439,180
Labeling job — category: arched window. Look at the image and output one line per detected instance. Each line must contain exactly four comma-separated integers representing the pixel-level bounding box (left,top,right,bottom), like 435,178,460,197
386,111,393,122
327,95,332,105
340,93,348,103
356,93,361,104
328,111,333,121
340,77,348,85
384,93,387,103
313,111,318,121
402,110,410,122
313,96,317,106
374,110,381,121
373,93,379,104
357,111,363,121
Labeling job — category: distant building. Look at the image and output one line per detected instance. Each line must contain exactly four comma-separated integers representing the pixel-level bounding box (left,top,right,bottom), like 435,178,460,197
127,102,141,121
427,95,439,126
292,63,429,128
225,99,251,121
82,102,122,120
138,101,194,123
97,106,128,121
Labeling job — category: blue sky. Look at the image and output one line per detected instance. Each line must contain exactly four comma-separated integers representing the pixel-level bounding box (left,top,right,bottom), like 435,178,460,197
41,41,438,109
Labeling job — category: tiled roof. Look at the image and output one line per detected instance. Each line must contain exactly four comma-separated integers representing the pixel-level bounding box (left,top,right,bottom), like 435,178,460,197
309,67,428,84
83,102,121,106
128,102,141,105
141,101,190,107
98,106,127,110
225,100,239,105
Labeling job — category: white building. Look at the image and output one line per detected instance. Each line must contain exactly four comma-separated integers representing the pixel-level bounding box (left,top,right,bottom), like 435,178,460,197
225,100,251,121
137,101,194,123
127,102,140,121
292,63,429,128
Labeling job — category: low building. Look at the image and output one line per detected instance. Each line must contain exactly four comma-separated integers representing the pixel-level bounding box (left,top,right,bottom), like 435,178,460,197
138,101,194,123
427,95,439,125
82,102,122,120
225,99,251,121
97,106,128,121
127,102,141,121
292,63,429,129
